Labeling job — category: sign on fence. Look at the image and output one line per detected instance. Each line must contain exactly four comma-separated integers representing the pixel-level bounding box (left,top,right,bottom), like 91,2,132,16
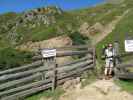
41,49,56,58
125,40,133,52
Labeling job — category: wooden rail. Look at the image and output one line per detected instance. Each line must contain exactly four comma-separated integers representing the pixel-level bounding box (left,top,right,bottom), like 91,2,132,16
0,45,96,100
115,63,133,79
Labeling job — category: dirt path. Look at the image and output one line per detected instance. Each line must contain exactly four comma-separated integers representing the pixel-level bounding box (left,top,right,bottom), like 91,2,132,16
59,79,133,100
91,9,130,45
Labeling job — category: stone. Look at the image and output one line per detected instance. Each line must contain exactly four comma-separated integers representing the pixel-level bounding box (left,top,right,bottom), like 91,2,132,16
63,78,81,91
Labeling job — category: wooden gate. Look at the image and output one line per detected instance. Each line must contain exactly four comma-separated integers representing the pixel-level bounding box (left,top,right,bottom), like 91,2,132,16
0,45,96,100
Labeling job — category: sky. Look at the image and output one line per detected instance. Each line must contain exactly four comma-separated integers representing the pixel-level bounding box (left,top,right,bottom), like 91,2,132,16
0,0,104,14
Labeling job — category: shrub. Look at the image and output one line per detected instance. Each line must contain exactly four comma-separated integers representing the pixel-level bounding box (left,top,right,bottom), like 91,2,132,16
0,47,33,70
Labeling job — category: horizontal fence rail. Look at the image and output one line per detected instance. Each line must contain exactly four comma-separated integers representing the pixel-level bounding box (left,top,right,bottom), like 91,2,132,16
0,45,96,100
115,63,133,79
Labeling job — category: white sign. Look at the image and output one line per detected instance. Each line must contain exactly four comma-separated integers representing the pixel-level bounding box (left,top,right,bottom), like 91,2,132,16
41,49,56,58
125,40,133,52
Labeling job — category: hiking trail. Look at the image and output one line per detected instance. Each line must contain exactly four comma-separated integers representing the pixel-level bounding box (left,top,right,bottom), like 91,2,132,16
40,79,133,100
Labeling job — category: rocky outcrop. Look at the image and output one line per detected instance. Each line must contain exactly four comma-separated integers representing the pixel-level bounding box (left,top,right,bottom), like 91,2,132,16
1,6,63,45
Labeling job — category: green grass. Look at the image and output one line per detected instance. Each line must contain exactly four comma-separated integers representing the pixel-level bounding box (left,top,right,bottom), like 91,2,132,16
26,88,64,100
0,0,132,70
0,2,126,45
81,69,97,88
0,47,33,70
115,79,133,93
68,31,90,45
96,0,133,93
96,8,133,64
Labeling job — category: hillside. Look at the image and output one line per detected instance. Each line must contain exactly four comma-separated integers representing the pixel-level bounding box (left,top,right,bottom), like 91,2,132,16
96,0,133,62
0,0,133,69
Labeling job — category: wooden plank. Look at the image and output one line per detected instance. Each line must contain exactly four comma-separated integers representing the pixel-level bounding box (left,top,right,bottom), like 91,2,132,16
1,77,73,100
0,57,92,82
33,50,92,60
116,73,133,79
39,45,92,51
92,47,96,67
1,83,51,100
1,69,80,100
51,58,57,92
0,78,51,97
0,65,53,82
116,63,133,68
1,64,88,98
45,60,93,78
0,60,42,76
58,63,94,78
0,73,42,91
2,65,93,100
59,56,92,67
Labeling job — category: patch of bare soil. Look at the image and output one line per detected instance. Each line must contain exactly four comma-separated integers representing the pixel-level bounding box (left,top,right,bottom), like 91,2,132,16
59,79,133,100
17,35,72,52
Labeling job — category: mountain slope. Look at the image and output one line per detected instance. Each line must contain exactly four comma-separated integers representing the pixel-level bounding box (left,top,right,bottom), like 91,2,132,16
0,0,133,69
96,0,133,62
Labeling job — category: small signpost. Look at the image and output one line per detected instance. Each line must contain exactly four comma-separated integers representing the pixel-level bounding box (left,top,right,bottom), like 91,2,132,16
125,40,133,52
41,49,56,58
41,48,57,91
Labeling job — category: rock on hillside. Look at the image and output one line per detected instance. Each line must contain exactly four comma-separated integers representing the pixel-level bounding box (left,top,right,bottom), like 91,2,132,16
2,6,63,45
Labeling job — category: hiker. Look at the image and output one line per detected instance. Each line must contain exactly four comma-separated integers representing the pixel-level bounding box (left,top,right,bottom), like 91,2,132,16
104,43,115,79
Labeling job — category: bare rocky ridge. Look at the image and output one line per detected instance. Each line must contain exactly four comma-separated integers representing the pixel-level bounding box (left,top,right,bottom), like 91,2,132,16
2,7,62,45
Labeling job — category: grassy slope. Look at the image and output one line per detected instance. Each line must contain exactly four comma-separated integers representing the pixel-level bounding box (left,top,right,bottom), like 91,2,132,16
96,0,133,93
0,3,126,45
26,88,64,100
26,1,133,99
96,0,133,63
115,80,133,93
0,2,126,69
0,0,133,98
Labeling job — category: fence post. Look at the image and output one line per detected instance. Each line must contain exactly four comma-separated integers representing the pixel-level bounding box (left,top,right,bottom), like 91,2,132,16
52,57,57,92
92,47,96,67
91,47,97,75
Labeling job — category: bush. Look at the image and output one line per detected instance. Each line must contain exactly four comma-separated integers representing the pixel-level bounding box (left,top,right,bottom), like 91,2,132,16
0,47,33,70
69,31,89,45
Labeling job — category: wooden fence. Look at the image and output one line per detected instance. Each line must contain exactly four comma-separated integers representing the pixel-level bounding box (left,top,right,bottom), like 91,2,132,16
115,63,133,79
0,45,96,100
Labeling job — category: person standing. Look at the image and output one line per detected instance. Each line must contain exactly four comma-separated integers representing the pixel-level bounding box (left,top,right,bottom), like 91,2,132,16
104,43,115,79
